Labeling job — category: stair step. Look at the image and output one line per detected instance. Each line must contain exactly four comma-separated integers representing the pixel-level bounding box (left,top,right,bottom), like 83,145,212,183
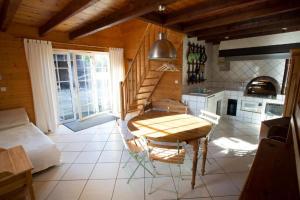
143,78,159,86
146,71,163,78
137,96,147,100
141,84,156,87
145,77,160,79
139,85,155,93
137,92,151,99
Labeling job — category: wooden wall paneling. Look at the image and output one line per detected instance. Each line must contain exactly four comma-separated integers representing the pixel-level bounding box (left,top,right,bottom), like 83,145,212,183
284,49,300,117
0,22,125,123
0,32,35,121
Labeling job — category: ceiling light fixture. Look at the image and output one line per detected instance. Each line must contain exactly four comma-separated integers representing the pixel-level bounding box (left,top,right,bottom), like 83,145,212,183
148,5,177,61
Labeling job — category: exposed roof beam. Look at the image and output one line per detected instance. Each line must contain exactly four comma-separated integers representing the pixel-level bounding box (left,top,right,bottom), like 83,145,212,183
139,13,182,33
39,0,99,36
165,0,268,26
0,0,22,31
69,0,179,39
204,24,300,43
192,10,300,38
183,0,300,33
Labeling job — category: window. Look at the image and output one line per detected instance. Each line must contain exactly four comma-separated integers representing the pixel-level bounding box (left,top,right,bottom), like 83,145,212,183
53,51,111,123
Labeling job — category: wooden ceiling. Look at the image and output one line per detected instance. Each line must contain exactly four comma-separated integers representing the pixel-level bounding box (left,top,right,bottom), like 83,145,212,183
1,0,300,42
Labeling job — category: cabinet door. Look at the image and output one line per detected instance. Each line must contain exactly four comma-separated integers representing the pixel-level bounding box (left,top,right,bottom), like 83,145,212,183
207,95,216,113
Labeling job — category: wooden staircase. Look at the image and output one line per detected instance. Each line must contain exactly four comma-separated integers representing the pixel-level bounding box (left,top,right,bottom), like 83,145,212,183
120,24,164,119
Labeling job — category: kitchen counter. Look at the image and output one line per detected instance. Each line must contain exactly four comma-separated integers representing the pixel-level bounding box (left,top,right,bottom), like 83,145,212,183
182,89,285,124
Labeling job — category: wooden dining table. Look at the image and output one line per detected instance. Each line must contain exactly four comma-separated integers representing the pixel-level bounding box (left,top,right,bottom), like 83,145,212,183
127,111,212,189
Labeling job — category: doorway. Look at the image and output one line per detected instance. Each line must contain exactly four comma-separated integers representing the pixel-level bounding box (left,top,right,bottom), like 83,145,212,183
53,51,111,123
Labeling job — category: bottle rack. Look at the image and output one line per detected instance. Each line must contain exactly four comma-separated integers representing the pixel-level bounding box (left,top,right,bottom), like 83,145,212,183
186,42,207,84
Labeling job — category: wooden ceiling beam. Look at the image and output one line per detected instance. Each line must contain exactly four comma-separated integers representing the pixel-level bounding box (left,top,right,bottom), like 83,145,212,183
0,0,22,31
39,0,99,36
192,10,300,38
204,24,300,43
165,0,267,26
139,13,182,33
183,0,300,33
69,0,179,39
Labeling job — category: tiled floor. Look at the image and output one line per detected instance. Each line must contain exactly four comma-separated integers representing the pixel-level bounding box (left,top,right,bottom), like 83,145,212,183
33,118,260,200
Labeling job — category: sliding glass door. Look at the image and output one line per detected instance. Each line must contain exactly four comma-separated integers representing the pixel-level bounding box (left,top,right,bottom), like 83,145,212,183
75,54,98,119
53,51,111,123
53,53,77,122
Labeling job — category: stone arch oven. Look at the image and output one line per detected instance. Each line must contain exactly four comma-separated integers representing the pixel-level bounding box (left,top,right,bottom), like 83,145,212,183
245,76,279,98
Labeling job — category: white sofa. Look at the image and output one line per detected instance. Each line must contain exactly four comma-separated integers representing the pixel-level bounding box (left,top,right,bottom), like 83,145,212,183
0,108,61,173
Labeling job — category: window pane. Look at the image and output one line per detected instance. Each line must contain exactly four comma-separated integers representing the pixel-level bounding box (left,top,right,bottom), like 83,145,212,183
59,69,69,81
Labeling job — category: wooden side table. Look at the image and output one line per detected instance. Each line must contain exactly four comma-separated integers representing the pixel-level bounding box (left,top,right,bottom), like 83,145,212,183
0,145,35,200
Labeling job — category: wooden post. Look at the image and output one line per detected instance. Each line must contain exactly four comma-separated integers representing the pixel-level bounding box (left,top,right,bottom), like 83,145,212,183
120,81,125,120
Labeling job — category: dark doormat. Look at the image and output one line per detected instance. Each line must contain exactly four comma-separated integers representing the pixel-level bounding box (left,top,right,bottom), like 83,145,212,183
64,113,118,132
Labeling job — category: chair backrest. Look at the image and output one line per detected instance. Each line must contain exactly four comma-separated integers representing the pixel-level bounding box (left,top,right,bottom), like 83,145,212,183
199,110,221,125
152,99,188,114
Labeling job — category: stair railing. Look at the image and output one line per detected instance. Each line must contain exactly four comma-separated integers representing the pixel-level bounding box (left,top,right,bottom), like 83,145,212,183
120,24,159,119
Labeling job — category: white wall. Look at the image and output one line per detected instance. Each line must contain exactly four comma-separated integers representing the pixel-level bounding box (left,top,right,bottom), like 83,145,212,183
220,31,300,50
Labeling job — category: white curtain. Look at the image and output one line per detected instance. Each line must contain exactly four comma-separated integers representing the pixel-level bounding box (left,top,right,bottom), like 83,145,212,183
24,39,58,133
109,48,125,116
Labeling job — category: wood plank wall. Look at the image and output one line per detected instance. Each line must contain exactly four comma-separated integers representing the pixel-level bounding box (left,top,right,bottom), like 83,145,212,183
0,19,184,122
0,23,124,122
121,19,184,101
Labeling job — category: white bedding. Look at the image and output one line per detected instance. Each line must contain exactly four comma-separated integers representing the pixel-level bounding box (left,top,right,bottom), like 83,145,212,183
0,123,61,173
0,108,29,130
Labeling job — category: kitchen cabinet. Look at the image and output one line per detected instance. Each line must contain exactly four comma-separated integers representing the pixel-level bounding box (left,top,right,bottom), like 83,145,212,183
206,95,216,113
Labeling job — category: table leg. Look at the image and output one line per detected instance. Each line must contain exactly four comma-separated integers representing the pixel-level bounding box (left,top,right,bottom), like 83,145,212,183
190,139,200,190
201,138,208,176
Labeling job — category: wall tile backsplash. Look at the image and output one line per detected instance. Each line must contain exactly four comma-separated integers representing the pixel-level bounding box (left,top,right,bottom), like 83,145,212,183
206,59,286,90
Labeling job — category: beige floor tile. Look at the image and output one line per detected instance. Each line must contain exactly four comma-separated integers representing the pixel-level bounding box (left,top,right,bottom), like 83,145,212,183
227,172,249,191
79,179,115,200
61,151,80,163
83,142,105,151
92,134,110,141
90,163,119,179
145,177,177,200
199,158,225,175
202,174,240,196
74,151,101,163
33,164,70,181
112,178,145,200
216,157,254,173
178,177,210,199
47,180,86,200
63,142,87,151
53,125,74,134
62,164,94,180
98,150,122,162
33,181,58,200
118,162,153,179
104,141,124,151
108,133,122,141
213,196,239,200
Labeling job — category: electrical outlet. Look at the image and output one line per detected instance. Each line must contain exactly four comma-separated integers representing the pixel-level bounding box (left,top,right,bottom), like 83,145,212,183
174,80,179,84
0,87,7,92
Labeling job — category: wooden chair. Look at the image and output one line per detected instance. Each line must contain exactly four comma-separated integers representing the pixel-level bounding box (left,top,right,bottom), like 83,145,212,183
0,146,35,200
141,137,186,199
142,99,188,114
199,110,221,141
117,120,154,184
